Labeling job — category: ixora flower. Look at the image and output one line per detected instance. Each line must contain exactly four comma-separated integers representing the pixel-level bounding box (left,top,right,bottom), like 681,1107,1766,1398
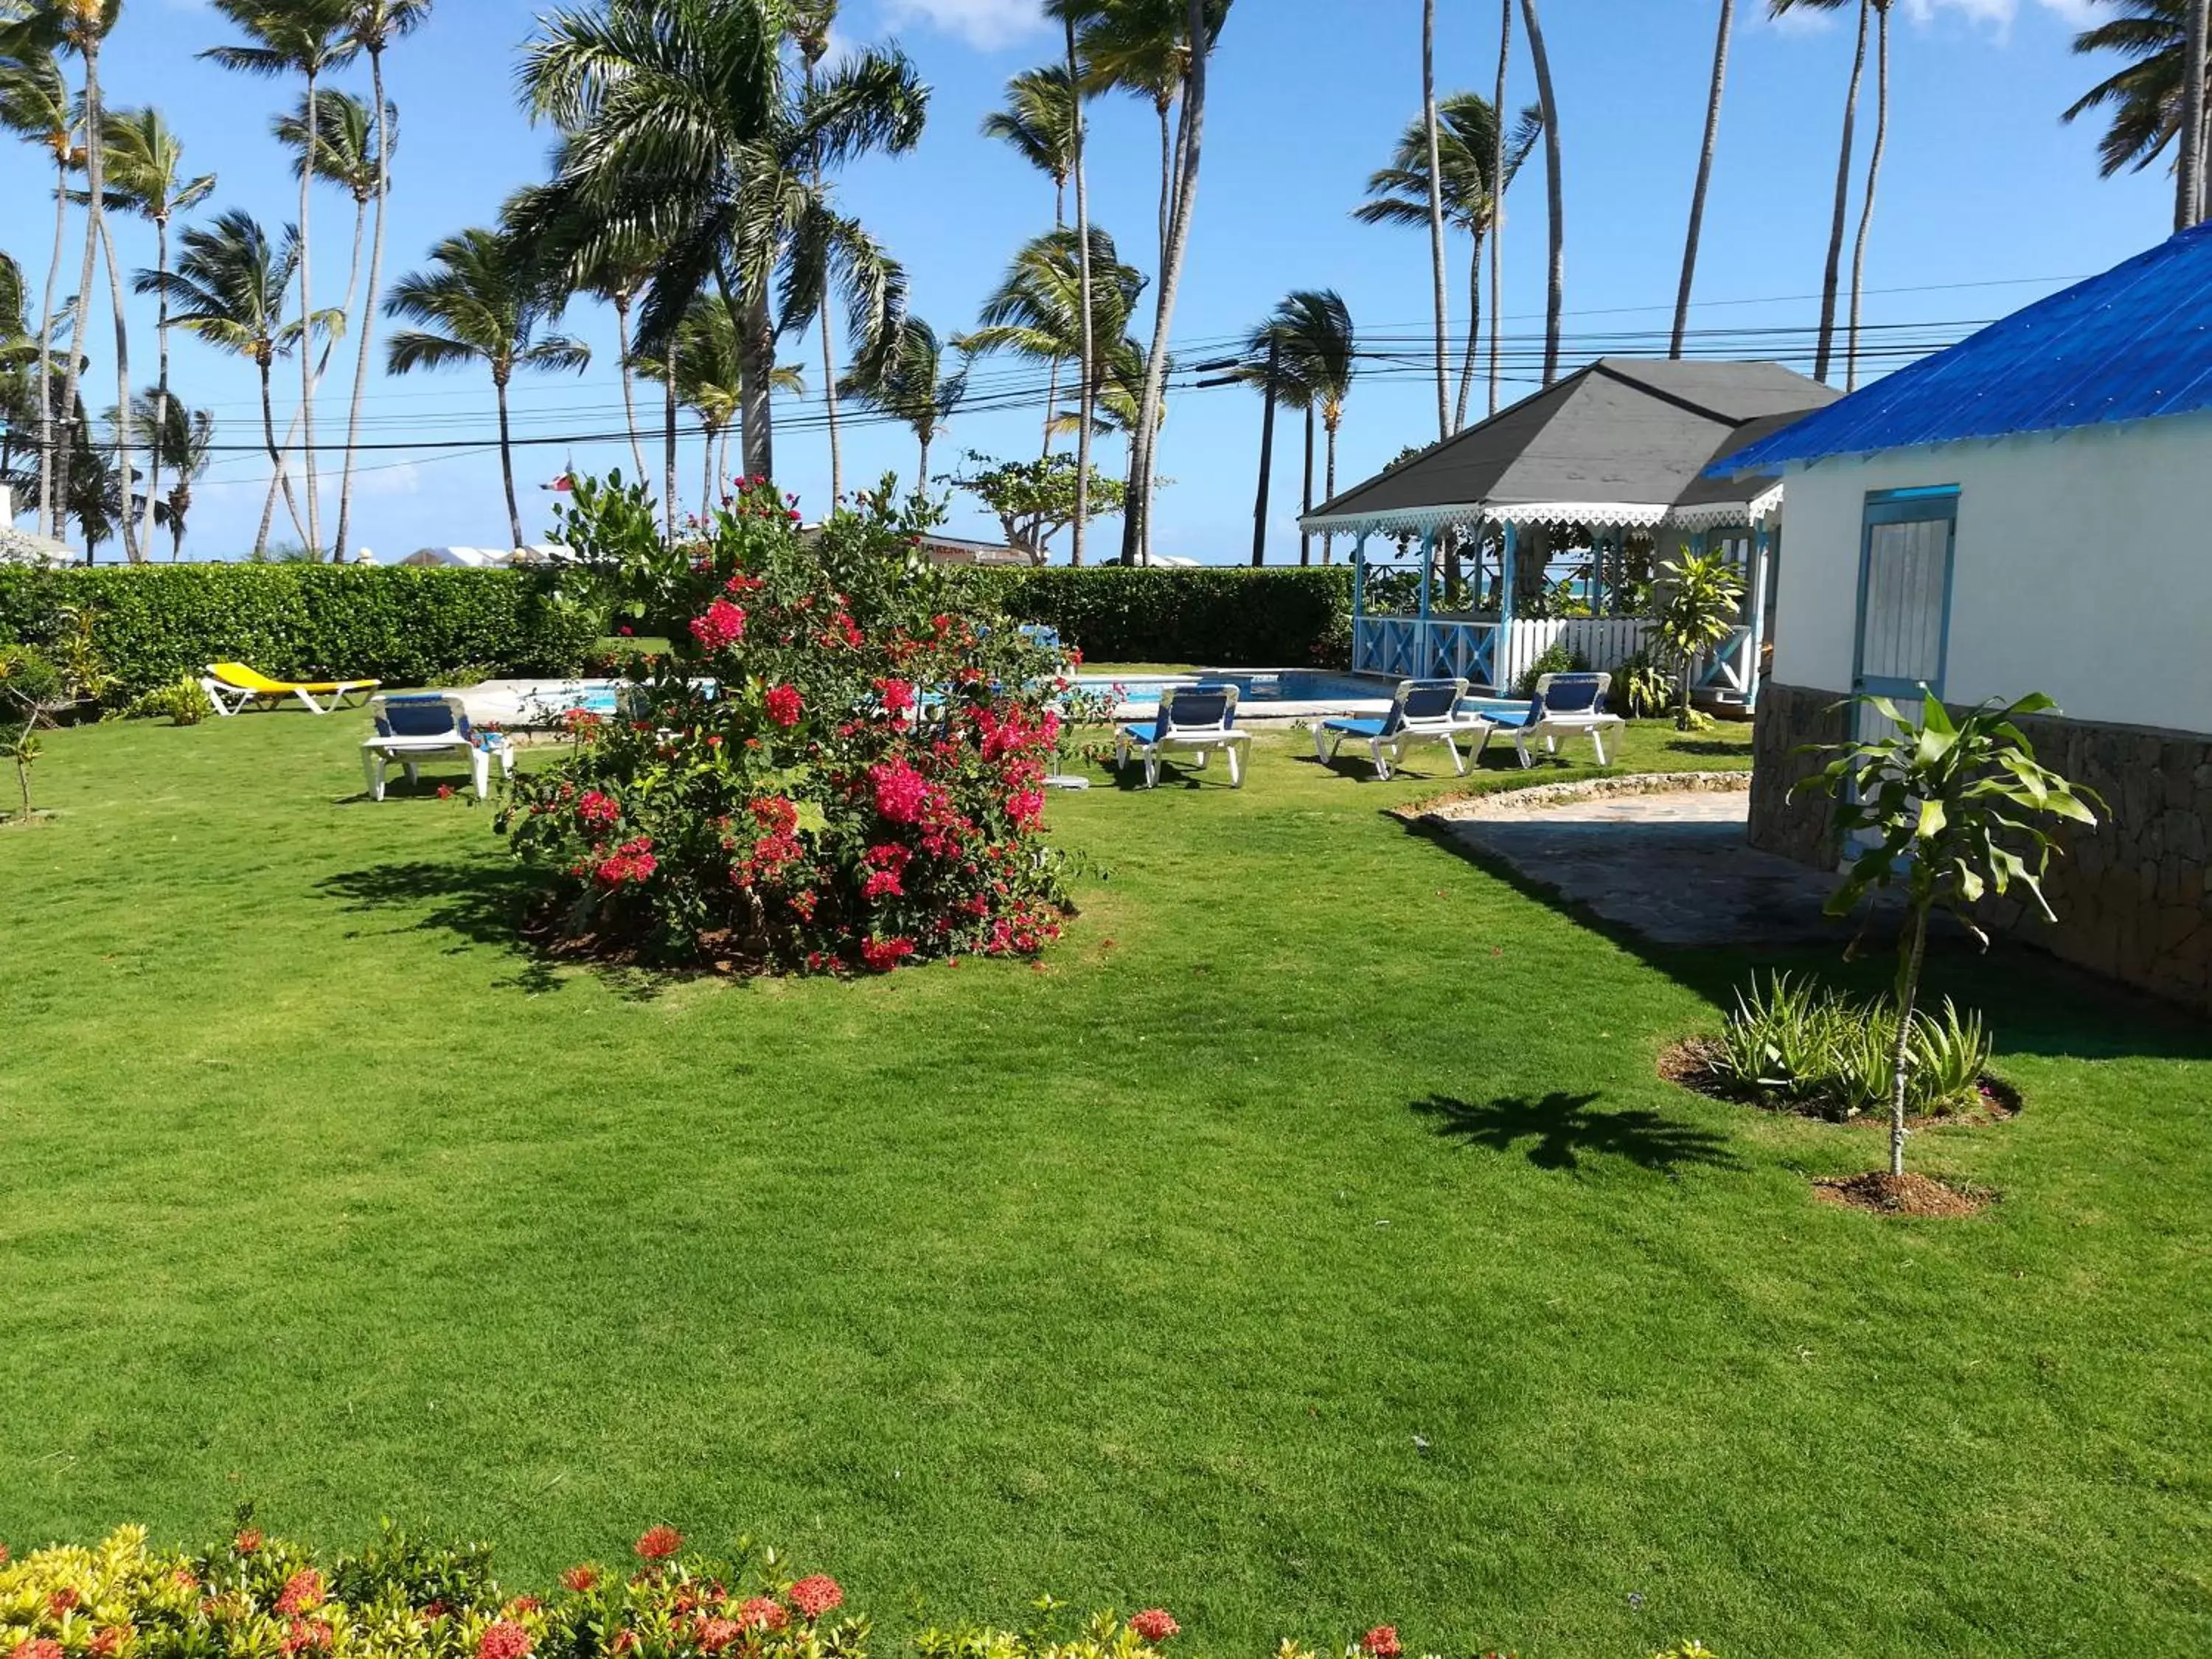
633,1526,684,1562
737,1598,788,1632
274,1570,325,1617
10,1641,63,1659
787,1576,844,1621
693,1618,742,1654
476,1621,533,1659
764,684,804,728
560,1566,599,1594
1128,1610,1180,1643
1361,1627,1402,1659
689,599,748,653
234,1528,263,1554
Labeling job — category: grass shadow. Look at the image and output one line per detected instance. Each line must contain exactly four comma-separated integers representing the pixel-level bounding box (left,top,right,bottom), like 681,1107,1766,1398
1411,1091,1742,1173
316,858,572,997
1661,738,1752,757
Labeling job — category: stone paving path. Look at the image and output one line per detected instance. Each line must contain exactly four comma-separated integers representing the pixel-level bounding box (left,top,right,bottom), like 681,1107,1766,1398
1427,786,1886,947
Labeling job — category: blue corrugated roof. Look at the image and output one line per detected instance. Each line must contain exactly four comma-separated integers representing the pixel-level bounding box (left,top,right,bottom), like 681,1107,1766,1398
1717,223,2212,472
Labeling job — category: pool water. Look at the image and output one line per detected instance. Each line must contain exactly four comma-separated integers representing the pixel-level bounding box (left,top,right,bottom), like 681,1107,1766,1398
1077,670,1395,716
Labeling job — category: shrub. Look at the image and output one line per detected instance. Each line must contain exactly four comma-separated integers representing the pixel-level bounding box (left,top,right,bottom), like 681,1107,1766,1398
0,643,64,822
1706,972,1994,1121
1513,640,1590,700
499,475,1079,973
1611,647,1673,720
942,566,1353,668
125,676,217,726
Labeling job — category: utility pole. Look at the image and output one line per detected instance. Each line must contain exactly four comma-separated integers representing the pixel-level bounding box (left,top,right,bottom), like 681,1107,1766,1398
1251,332,1281,566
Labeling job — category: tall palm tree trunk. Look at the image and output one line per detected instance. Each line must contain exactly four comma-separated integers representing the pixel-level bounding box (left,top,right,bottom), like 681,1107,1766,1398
1815,0,1868,384
663,371,678,538
1122,0,1211,566
1672,0,1734,359
55,37,105,556
1455,236,1483,431
95,215,141,561
1488,0,1511,418
738,286,776,484
256,356,302,558
38,158,68,539
701,417,716,518
1068,15,1093,569
1422,0,1450,438
2180,0,2208,229
1519,0,1565,386
918,425,931,490
336,50,394,563
142,215,172,559
1156,96,1173,271
495,370,524,549
1846,2,1889,393
298,62,324,556
1298,405,1314,566
1042,179,1065,462
312,192,369,556
612,295,650,485
1323,411,1340,565
819,284,843,501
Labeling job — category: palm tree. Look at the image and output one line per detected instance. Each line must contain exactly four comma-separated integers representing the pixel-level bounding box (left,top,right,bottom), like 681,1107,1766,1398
1672,0,1736,359
982,62,1079,457
137,209,325,557
333,0,434,561
1356,93,1540,433
518,1,924,491
958,228,1148,441
98,106,214,560
1421,0,1449,439
131,386,212,560
1043,0,1098,563
1264,290,1353,567
1773,0,1868,385
1845,0,1894,391
786,1,848,504
841,316,967,490
1489,0,1509,417
204,0,357,557
384,226,591,549
67,407,122,560
9,1,121,554
638,292,741,519
1519,0,1565,386
0,36,78,538
2066,0,2212,224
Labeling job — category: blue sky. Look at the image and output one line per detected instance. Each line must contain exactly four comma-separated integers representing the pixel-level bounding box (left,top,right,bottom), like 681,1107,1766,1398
4,0,2174,562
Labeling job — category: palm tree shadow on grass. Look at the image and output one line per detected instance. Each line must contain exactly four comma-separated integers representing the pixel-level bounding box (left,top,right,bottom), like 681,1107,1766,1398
1412,1091,1742,1173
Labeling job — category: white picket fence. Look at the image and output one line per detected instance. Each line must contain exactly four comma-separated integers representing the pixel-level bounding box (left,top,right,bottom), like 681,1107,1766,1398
1496,618,1652,692
1354,616,1655,693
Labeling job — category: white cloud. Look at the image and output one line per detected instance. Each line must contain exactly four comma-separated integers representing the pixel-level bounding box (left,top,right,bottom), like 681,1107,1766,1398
1900,0,2101,30
877,0,1045,51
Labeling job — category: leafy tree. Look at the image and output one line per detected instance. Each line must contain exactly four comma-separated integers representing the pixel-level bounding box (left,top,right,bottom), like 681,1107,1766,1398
1799,691,2101,1176
1649,550,1742,731
1519,0,1564,385
949,451,1128,564
0,641,63,822
2065,0,2212,212
0,34,77,537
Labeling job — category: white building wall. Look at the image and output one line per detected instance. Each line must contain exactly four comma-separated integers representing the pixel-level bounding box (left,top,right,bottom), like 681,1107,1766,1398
1770,414,2212,735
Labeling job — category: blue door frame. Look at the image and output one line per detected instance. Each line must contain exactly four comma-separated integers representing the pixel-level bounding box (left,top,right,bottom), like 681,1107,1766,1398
1852,486,1960,708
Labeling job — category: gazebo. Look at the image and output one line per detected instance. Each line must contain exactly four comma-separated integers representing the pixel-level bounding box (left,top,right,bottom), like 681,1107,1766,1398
1298,358,1840,708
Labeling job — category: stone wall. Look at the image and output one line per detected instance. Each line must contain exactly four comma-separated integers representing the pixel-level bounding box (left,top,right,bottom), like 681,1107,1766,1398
1749,681,2212,1013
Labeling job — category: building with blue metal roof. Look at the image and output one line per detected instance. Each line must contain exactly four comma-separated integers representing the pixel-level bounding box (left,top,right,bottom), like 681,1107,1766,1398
1736,227,2212,1012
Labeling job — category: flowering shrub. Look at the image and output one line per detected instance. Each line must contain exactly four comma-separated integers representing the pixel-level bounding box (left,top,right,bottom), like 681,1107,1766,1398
0,1523,1716,1659
499,474,1082,972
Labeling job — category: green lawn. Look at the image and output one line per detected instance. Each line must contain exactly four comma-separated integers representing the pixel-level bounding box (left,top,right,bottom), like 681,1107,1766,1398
2,701,2208,1657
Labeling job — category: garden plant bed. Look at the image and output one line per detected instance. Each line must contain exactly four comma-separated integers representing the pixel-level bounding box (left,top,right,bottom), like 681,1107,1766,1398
1814,1171,1997,1220
1660,1037,2024,1129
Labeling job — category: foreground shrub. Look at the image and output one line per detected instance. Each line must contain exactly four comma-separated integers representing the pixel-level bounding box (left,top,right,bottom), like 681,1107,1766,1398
0,1524,1714,1659
1705,972,1995,1121
498,476,1078,973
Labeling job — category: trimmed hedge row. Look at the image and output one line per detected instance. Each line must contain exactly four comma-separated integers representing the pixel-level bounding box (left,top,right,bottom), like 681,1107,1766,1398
0,565,599,702
944,565,1354,667
0,563,1357,703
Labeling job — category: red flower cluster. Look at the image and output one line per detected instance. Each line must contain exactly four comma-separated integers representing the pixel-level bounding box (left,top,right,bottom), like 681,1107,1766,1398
46,1591,77,1616
1129,1610,1180,1643
869,758,934,824
88,1632,126,1658
1006,788,1046,830
862,844,911,900
859,936,917,973
1362,1627,1402,1659
764,684,804,728
737,1599,788,1632
234,1530,263,1555
560,1566,598,1594
634,1526,684,1562
10,1641,63,1659
275,1570,325,1617
689,599,748,653
693,1618,741,1653
280,1621,333,1656
595,837,658,887
577,790,620,828
873,678,917,717
787,1576,844,1621
476,1621,532,1659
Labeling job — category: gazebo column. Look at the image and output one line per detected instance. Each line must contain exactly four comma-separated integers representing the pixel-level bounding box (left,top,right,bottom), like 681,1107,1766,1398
1745,523,1773,714
1416,529,1436,677
1350,532,1370,672
1498,519,1518,695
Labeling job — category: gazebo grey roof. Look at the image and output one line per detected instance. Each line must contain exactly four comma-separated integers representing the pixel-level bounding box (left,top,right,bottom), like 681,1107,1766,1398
1301,358,1842,539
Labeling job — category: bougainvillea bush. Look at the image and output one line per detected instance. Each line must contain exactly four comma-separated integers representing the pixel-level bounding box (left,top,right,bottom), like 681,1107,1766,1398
498,476,1081,973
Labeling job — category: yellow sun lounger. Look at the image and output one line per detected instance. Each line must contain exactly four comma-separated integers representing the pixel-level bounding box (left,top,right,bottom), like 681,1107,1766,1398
202,661,381,716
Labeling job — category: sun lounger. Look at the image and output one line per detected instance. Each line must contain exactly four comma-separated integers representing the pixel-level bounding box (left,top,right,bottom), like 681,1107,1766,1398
1313,677,1486,780
1489,672,1626,767
361,693,514,801
204,661,380,716
1116,683,1249,788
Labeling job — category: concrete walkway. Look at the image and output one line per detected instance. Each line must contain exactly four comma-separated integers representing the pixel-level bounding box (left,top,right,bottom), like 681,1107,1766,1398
1426,785,1881,947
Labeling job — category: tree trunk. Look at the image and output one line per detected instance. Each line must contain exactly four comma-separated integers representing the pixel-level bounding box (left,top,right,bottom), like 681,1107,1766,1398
298,63,324,556
1888,902,1930,1178
2180,0,2208,229
613,294,651,486
258,400,313,549
819,276,843,502
496,371,524,549
1519,0,1565,386
1157,95,1173,272
1068,15,1093,570
1489,0,1512,419
95,211,141,562
1815,0,1868,385
738,285,776,484
1455,234,1484,432
1846,3,1889,394
1423,0,1452,439
701,417,716,519
56,36,105,555
663,372,678,539
256,357,302,559
318,189,369,557
1250,337,1277,567
38,159,67,539
336,49,394,564
919,428,931,492
1122,0,1211,567
1672,0,1734,359
142,215,172,560
1323,412,1340,564
1298,405,1314,566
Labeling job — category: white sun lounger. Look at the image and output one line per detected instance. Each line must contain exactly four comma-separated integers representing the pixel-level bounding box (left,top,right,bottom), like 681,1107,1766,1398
1314,677,1489,780
1116,683,1249,788
1489,672,1627,767
361,693,515,801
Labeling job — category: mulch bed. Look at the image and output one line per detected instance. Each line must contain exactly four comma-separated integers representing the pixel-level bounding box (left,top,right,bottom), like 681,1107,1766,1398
1660,1038,2023,1128
1814,1171,1994,1219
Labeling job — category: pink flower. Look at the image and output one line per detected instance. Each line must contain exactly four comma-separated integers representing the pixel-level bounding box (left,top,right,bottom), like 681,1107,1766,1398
437,784,455,801
689,599,748,653
1362,1629,1401,1659
765,684,804,728
477,1622,533,1659
635,1526,684,1562
787,1576,844,1621
870,759,931,824
594,837,658,887
874,678,917,716
1129,1610,1179,1644
859,936,917,973
1006,788,1045,830
281,1622,333,1656
737,1599,788,1633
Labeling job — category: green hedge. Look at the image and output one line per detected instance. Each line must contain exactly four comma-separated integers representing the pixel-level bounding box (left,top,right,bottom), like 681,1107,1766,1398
943,565,1354,667
0,563,1355,703
0,565,599,702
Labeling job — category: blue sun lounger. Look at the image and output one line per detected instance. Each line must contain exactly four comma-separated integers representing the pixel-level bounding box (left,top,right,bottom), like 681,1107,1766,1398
1116,683,1248,787
1486,672,1626,767
1313,677,1489,780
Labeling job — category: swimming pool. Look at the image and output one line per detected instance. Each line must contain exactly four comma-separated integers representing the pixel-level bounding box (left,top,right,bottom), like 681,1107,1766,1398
1077,670,1399,719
